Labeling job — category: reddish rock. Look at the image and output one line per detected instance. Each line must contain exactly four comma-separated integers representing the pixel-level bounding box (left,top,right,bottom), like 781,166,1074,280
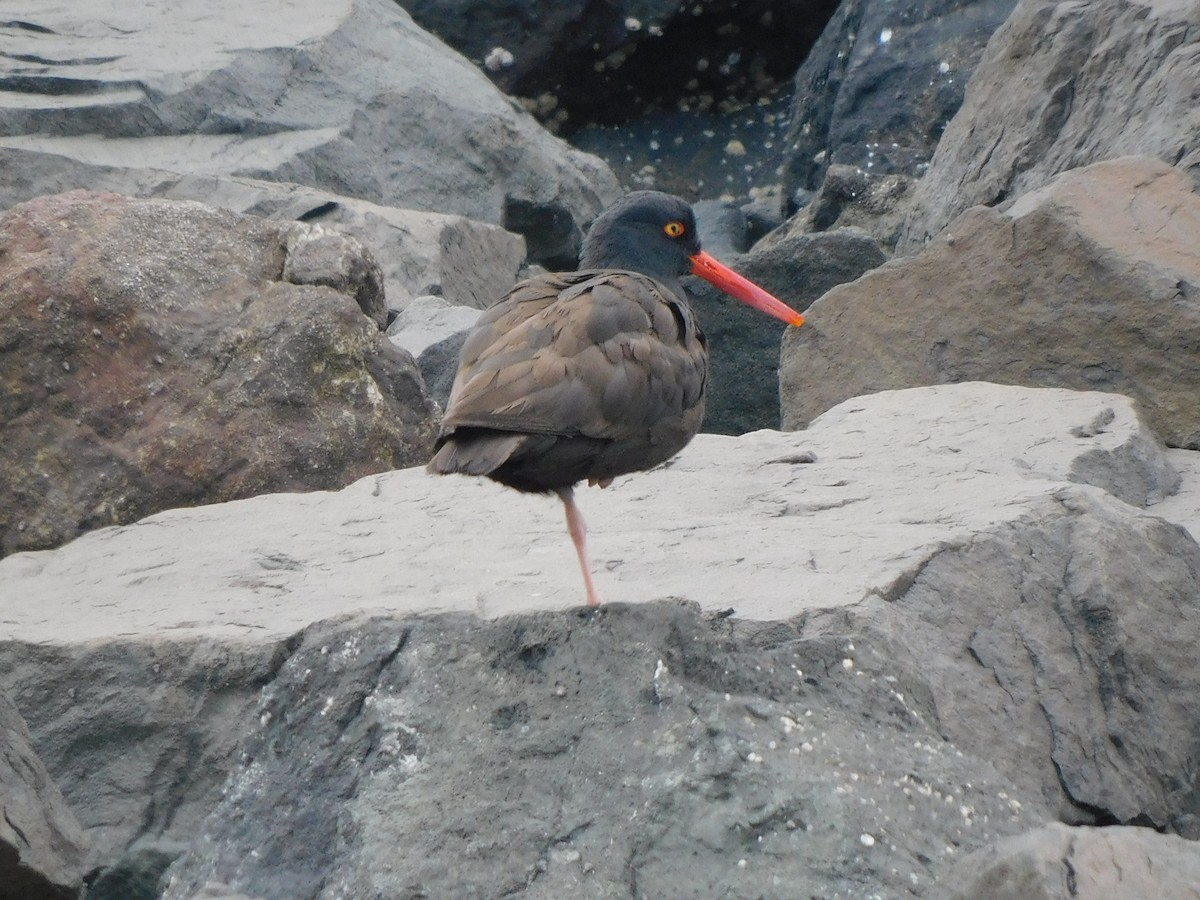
0,190,438,556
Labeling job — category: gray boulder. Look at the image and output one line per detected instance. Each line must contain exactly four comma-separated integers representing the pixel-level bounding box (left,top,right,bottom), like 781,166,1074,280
0,190,438,557
781,156,1200,448
4,383,1199,895
386,295,484,360
159,604,1047,900
0,0,620,254
932,822,1200,900
0,689,88,900
798,163,918,249
386,296,483,408
782,0,1020,199
900,0,1200,249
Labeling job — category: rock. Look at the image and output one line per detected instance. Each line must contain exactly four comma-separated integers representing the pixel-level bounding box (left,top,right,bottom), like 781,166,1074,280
0,689,88,900
84,844,183,900
158,604,1047,900
687,226,886,433
692,199,752,260
899,0,1200,249
386,295,483,360
0,638,285,877
932,822,1200,900
0,0,620,249
781,157,1200,448
401,0,836,134
5,383,1200,895
0,190,438,557
386,296,483,408
782,0,1019,199
13,382,1180,636
801,163,917,249
282,226,388,330
0,152,529,312
415,330,472,411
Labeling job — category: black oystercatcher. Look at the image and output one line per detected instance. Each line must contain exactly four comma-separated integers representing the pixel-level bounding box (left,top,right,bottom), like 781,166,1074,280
428,191,804,606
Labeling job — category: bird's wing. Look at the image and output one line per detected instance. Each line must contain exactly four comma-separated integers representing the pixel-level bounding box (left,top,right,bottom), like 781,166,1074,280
440,270,707,442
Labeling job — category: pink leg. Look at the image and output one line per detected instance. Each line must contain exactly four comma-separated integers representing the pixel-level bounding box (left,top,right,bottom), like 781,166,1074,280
556,486,603,607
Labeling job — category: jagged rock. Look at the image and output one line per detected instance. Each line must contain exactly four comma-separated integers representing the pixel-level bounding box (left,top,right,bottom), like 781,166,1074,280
0,637,283,879
782,0,1019,199
686,226,886,433
159,605,1048,900
931,822,1200,900
0,152,528,313
899,0,1200,249
3,384,1200,895
0,190,438,556
0,688,87,900
781,157,1200,448
0,0,620,252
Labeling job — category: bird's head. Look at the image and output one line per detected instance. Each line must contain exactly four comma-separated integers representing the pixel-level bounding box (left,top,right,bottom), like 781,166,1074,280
579,191,804,327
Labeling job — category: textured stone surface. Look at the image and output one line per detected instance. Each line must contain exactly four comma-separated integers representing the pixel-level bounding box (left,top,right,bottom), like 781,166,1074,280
0,690,88,900
0,383,1178,633
158,606,1047,900
0,0,619,247
782,157,1200,448
782,0,1019,199
686,226,887,433
933,822,1200,900
0,190,437,556
4,383,1200,896
0,153,528,312
900,0,1200,249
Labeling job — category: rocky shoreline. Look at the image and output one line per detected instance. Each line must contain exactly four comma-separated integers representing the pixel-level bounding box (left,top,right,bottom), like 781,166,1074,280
3,0,1200,897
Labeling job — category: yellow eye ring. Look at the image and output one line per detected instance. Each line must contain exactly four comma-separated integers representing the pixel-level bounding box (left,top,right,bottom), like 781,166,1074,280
663,221,686,238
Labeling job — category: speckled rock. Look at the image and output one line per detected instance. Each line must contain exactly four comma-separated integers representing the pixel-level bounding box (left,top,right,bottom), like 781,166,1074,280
782,0,1019,199
0,190,437,557
0,153,529,313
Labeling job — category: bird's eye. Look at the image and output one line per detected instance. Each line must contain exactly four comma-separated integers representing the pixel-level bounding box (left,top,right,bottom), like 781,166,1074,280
663,221,686,238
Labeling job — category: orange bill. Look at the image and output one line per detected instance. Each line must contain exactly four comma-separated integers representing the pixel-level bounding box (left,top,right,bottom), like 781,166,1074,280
690,250,805,327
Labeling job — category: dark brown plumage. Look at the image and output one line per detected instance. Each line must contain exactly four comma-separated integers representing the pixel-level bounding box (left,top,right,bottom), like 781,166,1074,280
428,191,803,605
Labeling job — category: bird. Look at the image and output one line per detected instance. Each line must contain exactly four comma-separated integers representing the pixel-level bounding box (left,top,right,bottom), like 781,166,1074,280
427,190,804,606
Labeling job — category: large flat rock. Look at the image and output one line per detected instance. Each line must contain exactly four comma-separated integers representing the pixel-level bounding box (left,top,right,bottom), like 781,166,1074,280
5,382,1200,895
0,383,1184,641
0,0,620,251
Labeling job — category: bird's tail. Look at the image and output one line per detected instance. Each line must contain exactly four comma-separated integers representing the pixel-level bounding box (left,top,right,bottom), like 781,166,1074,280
427,432,525,477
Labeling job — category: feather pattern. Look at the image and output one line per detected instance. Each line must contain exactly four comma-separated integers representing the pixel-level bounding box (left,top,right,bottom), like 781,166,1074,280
428,268,707,493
